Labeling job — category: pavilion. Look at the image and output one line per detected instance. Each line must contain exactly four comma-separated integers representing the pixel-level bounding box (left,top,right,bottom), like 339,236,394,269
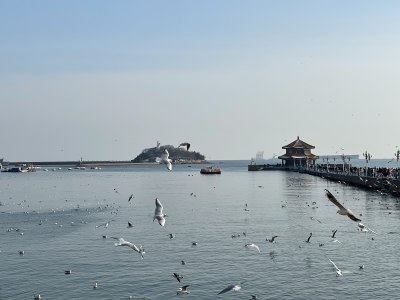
278,136,318,167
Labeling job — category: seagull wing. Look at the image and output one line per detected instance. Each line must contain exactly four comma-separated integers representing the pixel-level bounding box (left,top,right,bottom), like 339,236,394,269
161,149,169,161
325,189,347,210
125,241,140,252
111,237,125,245
347,211,362,222
328,258,340,272
166,160,172,171
181,285,190,291
174,273,181,282
154,198,163,216
218,285,234,294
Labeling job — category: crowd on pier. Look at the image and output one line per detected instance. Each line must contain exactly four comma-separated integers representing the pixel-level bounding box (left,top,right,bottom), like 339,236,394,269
310,164,400,179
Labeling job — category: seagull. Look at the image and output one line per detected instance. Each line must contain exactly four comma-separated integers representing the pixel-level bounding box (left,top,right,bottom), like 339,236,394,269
329,239,342,244
178,142,191,151
267,236,278,243
325,189,361,222
96,222,109,228
332,229,338,238
218,282,242,294
328,258,342,276
65,270,72,275
127,222,134,228
168,233,176,239
93,282,98,289
128,194,134,202
181,260,186,265
34,295,42,300
153,198,166,226
251,296,258,300
158,149,172,171
245,243,260,253
306,233,312,243
111,237,145,259
177,285,190,295
173,272,183,282
357,223,377,234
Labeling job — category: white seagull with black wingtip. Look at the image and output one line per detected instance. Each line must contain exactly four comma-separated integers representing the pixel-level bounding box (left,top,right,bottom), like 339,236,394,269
111,237,145,259
178,142,191,151
158,149,172,171
218,282,243,295
325,189,361,222
328,258,343,276
153,198,167,226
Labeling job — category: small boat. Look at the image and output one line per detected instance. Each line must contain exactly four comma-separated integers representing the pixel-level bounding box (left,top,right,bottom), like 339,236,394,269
1,166,34,173
200,166,221,174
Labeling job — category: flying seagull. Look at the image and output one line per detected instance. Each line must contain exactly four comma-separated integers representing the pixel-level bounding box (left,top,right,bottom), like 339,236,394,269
96,222,109,228
325,189,361,222
111,237,145,259
328,258,342,276
173,272,183,283
218,282,242,295
128,194,134,202
332,229,338,238
178,142,191,151
153,198,166,226
267,236,278,243
158,149,172,171
245,243,260,253
177,285,190,295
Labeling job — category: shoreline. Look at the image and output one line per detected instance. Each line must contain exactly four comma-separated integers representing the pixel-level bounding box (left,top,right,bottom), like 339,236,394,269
8,160,208,167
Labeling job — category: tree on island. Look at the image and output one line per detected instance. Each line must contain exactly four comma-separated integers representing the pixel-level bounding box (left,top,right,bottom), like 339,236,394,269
131,145,205,163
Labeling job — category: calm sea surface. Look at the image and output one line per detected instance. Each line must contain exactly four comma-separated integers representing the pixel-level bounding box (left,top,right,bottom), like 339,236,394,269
1,160,400,299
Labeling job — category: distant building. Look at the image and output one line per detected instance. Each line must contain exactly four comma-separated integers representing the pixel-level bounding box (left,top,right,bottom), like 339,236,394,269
256,151,264,160
278,136,318,167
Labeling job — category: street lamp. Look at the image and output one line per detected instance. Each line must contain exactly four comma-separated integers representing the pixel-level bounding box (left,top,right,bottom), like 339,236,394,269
363,151,371,176
341,154,345,173
333,157,336,173
347,156,351,174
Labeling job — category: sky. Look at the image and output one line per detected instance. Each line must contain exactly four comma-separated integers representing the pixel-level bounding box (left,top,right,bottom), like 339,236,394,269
1,0,400,161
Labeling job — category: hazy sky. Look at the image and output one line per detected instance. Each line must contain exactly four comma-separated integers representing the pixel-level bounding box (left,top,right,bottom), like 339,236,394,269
1,1,400,161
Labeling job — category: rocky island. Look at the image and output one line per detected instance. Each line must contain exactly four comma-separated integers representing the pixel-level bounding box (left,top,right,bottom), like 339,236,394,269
131,144,206,164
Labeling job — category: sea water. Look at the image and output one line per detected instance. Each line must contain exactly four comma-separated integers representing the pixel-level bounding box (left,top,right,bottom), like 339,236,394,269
1,161,400,299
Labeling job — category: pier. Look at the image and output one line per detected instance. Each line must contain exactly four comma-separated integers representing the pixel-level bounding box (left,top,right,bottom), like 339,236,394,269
248,136,400,196
302,167,400,196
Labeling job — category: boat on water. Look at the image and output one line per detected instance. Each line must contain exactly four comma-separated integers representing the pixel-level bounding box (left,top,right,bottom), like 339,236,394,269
200,166,221,174
1,165,35,173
